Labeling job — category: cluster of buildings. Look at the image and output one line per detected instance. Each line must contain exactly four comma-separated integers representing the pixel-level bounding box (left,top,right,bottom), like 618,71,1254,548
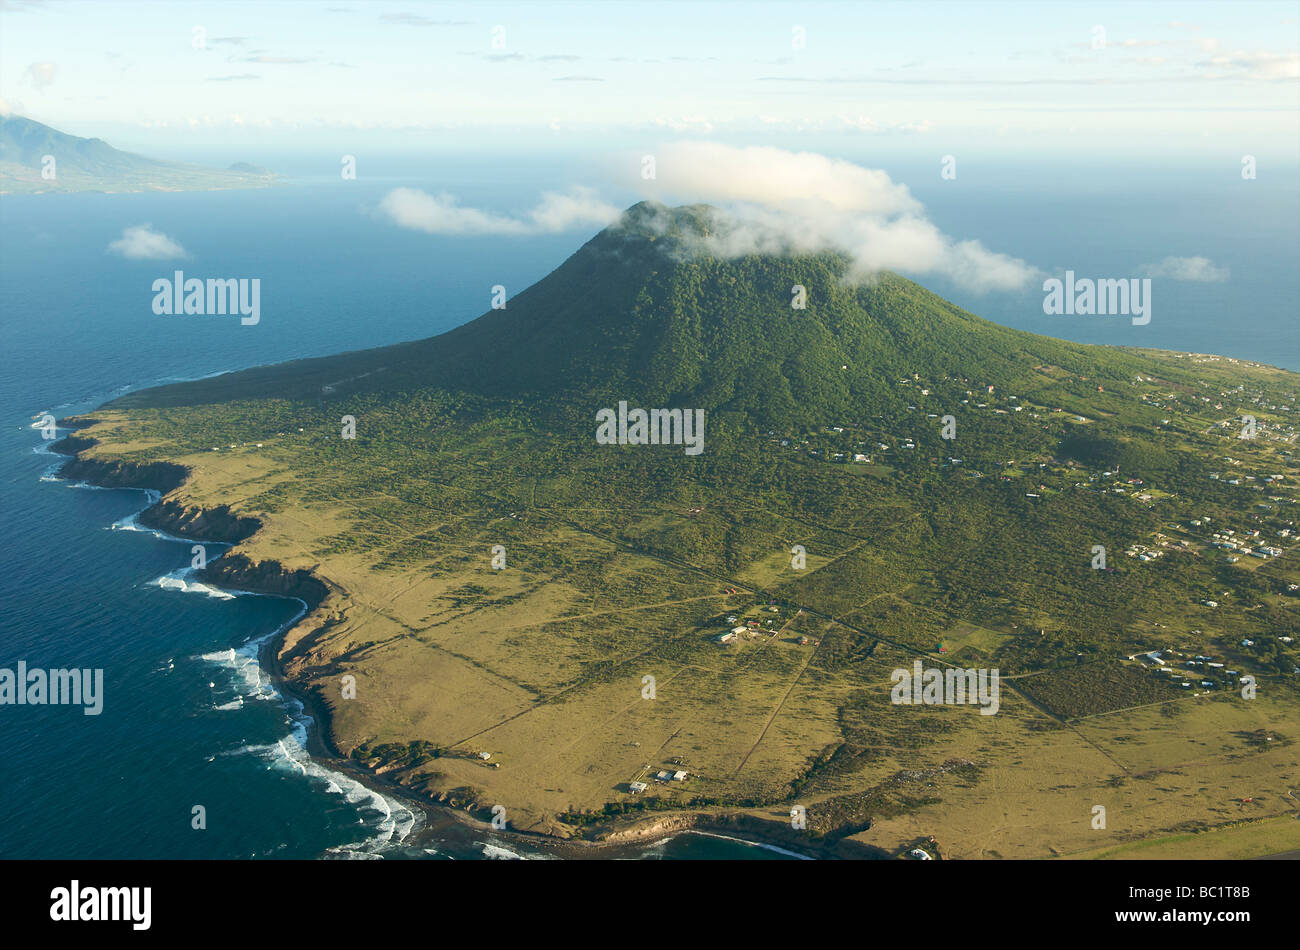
1183,517,1293,562
1209,466,1288,492
1208,526,1282,560
1126,544,1163,562
1132,648,1239,691
714,609,782,645
628,768,689,794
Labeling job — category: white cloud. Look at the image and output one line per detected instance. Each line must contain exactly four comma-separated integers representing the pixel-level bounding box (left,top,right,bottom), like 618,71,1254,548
651,115,715,133
1199,50,1299,80
1141,256,1230,282
380,145,1038,292
526,187,623,232
377,186,620,235
107,224,187,260
653,142,920,216
379,12,471,27
25,61,57,91
378,189,527,234
640,142,1039,292
840,115,881,132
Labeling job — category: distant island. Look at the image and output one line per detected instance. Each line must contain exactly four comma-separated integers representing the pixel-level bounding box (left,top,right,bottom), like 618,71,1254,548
56,203,1300,858
0,115,279,194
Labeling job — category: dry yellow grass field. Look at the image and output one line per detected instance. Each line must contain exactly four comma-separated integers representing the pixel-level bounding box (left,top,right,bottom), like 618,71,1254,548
67,408,1300,856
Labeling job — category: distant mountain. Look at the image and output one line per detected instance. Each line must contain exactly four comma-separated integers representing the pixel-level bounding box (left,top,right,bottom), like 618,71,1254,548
0,115,278,194
226,161,273,176
111,201,1196,427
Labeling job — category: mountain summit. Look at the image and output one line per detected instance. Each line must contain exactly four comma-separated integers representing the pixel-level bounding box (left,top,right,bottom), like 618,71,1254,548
113,201,1154,426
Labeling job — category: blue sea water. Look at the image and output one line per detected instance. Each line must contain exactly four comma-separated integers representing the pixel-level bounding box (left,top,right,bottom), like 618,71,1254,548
905,158,1300,369
0,157,1295,859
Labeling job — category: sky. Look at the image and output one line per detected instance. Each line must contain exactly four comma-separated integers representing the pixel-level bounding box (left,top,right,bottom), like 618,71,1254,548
2,0,1298,160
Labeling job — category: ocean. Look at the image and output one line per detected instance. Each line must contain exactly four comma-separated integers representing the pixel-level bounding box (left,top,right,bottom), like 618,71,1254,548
1,158,1295,859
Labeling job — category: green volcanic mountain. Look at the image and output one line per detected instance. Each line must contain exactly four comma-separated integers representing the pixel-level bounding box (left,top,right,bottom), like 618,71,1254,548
115,201,1157,421
0,115,278,193
67,201,1300,854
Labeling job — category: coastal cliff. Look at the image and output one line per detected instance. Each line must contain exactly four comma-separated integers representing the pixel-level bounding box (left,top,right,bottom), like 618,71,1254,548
56,446,189,495
138,500,261,547
202,552,329,608
53,430,318,600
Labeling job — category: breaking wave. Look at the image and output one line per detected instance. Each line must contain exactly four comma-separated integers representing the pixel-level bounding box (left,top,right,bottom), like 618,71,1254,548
203,610,420,856
155,566,237,600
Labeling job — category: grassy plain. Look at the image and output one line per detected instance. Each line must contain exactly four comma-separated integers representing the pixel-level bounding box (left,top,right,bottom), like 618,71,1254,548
68,353,1300,855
